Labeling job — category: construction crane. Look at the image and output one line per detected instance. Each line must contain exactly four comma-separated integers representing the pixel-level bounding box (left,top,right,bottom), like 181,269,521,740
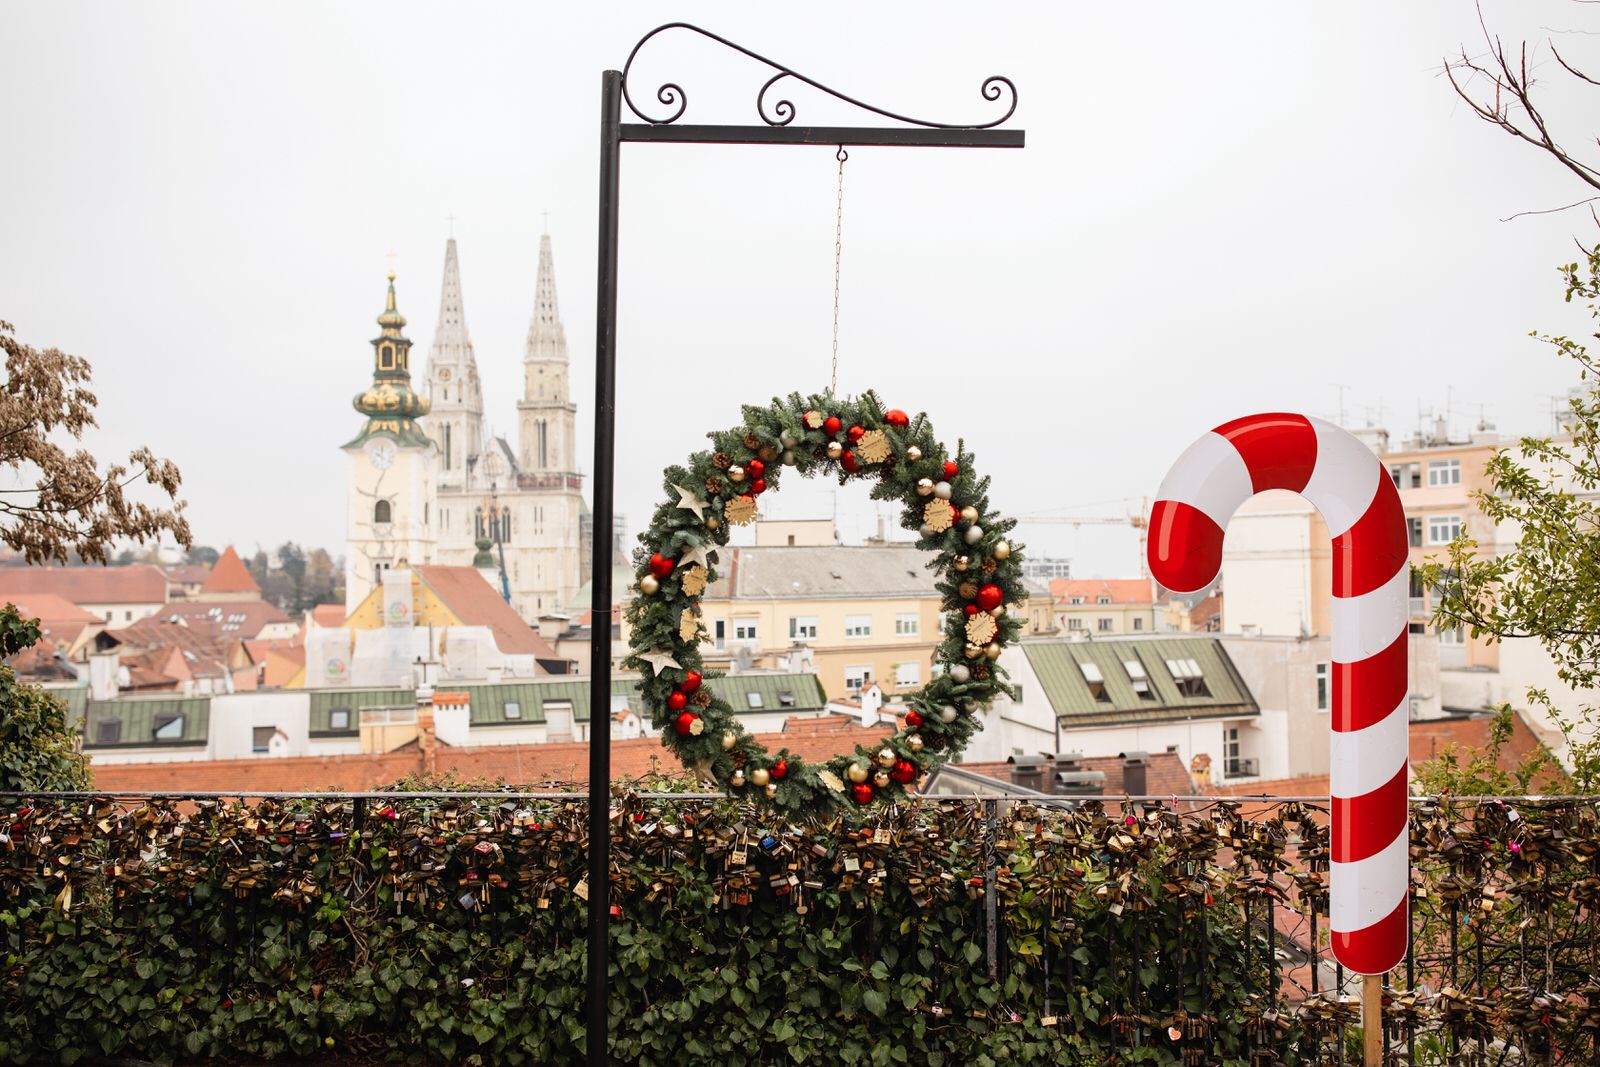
1014,498,1150,579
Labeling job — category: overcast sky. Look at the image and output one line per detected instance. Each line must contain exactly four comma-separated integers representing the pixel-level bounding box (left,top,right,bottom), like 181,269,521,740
3,2,1598,577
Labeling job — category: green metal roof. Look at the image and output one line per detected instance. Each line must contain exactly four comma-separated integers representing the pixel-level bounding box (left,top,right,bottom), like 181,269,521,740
42,685,88,729
1021,637,1257,727
309,687,414,735
705,673,826,715
463,672,828,727
83,696,211,749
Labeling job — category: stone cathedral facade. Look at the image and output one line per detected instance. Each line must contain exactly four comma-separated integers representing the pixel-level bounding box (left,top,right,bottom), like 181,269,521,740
344,235,590,620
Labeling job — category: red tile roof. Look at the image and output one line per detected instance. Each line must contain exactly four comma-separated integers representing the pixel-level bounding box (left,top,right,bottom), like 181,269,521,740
1050,578,1154,606
90,715,897,793
415,566,559,661
0,564,168,606
6,592,100,623
200,546,260,596
953,751,1194,796
138,599,290,640
1410,710,1562,788
160,564,212,586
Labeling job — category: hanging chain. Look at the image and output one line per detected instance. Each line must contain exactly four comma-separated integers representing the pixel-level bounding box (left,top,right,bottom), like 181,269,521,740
831,146,847,397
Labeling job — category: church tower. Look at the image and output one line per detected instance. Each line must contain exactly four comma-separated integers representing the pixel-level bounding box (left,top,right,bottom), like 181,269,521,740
343,273,436,614
517,234,578,478
420,238,483,490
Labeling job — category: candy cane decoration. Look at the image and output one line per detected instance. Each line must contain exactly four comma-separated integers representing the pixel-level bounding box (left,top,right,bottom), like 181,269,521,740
1148,413,1409,976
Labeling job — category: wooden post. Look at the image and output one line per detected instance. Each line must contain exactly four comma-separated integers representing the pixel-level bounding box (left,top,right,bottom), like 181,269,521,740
1362,973,1384,1066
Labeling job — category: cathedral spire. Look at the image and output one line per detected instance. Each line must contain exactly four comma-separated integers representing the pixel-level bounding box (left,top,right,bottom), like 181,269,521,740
524,233,567,364
428,237,475,370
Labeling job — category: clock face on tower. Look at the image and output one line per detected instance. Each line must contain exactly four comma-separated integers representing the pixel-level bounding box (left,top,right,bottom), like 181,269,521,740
366,438,396,471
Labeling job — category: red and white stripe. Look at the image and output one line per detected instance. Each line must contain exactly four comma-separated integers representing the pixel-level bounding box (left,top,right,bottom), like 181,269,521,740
1148,412,1409,976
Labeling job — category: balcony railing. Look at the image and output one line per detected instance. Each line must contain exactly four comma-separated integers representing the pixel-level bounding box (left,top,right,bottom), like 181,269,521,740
1224,757,1259,779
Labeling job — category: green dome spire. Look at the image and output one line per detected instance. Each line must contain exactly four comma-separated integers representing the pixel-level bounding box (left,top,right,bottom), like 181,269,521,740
346,272,433,448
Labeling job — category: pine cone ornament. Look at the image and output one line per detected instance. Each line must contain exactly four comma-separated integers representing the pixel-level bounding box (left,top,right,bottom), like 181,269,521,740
742,432,762,452
712,452,732,470
705,476,724,496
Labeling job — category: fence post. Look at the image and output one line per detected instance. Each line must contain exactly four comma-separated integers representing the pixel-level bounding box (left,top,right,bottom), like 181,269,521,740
984,799,998,982
1363,973,1383,1067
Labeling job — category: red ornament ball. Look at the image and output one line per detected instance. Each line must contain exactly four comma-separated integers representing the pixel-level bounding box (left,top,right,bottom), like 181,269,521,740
847,425,865,443
976,583,1004,611
841,451,860,474
885,409,910,428
904,709,923,728
823,416,843,436
943,461,959,479
890,759,918,785
964,604,979,617
673,711,701,735
851,782,875,806
667,690,688,712
648,553,674,578
681,670,703,693
747,459,766,478
751,478,768,494
770,758,788,779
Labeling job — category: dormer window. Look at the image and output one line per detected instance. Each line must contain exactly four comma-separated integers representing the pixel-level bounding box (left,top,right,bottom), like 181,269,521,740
1077,660,1111,703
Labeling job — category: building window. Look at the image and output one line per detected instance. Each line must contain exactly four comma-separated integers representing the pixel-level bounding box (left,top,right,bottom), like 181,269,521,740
504,701,522,720
1097,595,1111,605
373,499,392,524
1427,515,1462,544
124,610,133,621
1224,727,1242,771
502,507,512,539
733,618,758,641
1388,462,1421,489
252,726,275,753
895,613,919,637
778,690,796,707
95,719,122,744
1407,517,1423,548
545,702,574,741
894,662,921,688
1067,617,1084,631
789,616,818,640
746,692,764,708
1166,657,1211,698
844,615,872,639
1123,657,1154,700
1439,626,1465,646
844,665,873,693
1132,617,1144,631
379,343,395,370
152,713,184,741
329,708,351,730
104,610,112,622
713,619,726,648
1097,618,1114,632
537,420,549,469
1069,596,1084,605
1316,663,1329,711
1428,459,1461,487
443,424,452,469
1078,660,1111,703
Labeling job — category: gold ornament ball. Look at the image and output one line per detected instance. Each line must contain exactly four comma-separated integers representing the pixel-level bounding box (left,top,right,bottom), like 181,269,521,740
721,731,738,751
906,445,923,462
953,555,970,572
826,441,844,459
959,505,980,524
907,734,925,752
918,523,935,538
873,770,891,788
750,767,771,788
765,782,779,799
782,450,796,466
991,604,1005,617
964,642,982,659
730,769,746,788
707,516,720,530
993,540,1011,561
729,465,746,482
877,746,898,768
916,478,934,497
985,642,1003,661
846,761,870,784
639,574,660,595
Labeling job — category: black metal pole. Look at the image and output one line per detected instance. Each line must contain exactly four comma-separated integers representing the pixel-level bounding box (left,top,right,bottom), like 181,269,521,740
586,66,622,1067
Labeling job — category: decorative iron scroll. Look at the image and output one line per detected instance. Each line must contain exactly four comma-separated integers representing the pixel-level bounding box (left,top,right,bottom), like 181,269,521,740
620,22,1019,129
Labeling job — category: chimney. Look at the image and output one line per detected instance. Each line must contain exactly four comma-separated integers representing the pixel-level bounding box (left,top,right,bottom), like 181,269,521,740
1051,751,1105,796
88,647,120,701
536,614,566,643
1008,753,1049,793
416,685,437,777
1120,750,1149,796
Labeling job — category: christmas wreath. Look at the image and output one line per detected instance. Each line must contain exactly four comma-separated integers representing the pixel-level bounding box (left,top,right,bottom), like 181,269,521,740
624,391,1025,812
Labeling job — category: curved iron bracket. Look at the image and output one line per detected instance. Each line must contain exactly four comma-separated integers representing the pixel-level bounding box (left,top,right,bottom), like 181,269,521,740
621,22,1017,130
